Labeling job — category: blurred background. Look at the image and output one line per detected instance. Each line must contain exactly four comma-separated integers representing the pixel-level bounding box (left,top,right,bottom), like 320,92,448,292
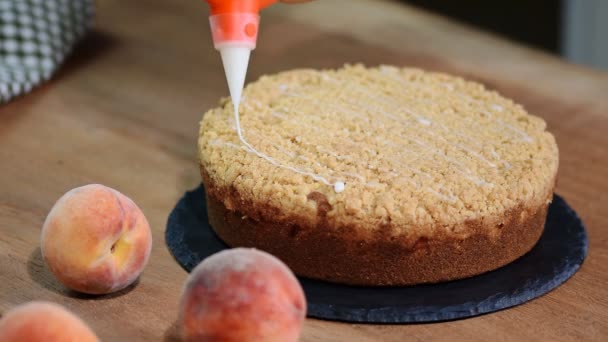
1,0,606,104
404,0,608,70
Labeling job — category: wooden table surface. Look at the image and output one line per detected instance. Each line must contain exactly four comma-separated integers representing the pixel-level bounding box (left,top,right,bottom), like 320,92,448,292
1,0,607,340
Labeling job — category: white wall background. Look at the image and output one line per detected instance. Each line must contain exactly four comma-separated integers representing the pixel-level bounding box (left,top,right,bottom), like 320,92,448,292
562,0,608,70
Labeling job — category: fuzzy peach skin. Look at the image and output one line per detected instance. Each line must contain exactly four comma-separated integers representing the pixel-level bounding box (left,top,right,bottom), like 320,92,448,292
179,248,307,342
41,184,152,294
0,301,99,342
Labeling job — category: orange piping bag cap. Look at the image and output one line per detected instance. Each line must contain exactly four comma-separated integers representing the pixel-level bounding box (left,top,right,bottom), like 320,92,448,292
206,0,278,48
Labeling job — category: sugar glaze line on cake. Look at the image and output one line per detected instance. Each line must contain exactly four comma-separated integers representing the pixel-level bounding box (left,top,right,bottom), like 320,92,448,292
203,65,550,211
230,102,347,193
217,67,534,201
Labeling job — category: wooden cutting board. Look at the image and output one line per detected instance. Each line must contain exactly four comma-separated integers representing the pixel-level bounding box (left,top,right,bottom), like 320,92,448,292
1,0,607,340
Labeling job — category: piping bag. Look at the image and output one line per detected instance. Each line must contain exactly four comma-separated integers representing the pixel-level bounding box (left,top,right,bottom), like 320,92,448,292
205,0,278,115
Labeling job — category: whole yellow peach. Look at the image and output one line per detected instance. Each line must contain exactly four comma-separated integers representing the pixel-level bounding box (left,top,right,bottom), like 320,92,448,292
179,248,307,342
0,301,99,342
41,184,152,294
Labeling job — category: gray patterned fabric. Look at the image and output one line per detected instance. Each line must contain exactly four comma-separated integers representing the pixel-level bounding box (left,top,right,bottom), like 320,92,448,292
0,0,93,103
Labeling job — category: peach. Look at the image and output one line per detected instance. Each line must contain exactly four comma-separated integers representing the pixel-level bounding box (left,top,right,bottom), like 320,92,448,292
0,301,99,342
178,248,306,342
41,184,152,294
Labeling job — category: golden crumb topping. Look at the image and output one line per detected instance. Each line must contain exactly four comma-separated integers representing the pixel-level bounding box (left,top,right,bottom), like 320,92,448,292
199,65,558,236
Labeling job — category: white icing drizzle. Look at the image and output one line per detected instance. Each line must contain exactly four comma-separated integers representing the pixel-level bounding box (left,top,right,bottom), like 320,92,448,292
213,72,535,201
417,117,432,126
304,85,489,188
341,172,366,182
427,187,457,203
270,110,288,119
497,120,534,143
274,145,296,158
316,146,352,161
334,78,520,179
456,94,533,143
491,104,504,112
232,103,344,190
212,137,367,187
330,79,503,189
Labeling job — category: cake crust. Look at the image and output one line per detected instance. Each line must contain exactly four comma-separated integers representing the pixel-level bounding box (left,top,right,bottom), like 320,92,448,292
202,166,553,286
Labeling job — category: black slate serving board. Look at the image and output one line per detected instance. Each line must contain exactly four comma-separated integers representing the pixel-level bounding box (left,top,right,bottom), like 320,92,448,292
166,185,587,323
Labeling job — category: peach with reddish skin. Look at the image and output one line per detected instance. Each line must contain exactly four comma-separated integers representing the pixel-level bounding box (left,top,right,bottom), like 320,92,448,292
0,301,99,342
41,184,152,294
179,248,306,342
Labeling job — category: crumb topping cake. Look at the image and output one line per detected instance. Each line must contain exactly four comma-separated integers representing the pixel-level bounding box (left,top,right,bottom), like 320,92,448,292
198,65,558,285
